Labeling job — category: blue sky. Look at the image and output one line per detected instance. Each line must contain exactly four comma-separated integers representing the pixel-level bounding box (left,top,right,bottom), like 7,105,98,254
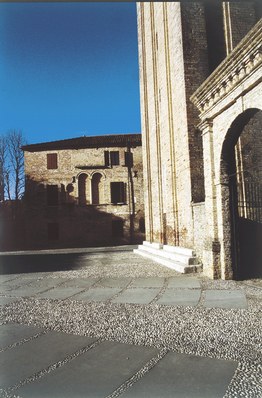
0,2,141,144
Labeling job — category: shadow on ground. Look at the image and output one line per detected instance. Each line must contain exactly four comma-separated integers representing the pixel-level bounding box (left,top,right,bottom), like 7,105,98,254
0,253,94,275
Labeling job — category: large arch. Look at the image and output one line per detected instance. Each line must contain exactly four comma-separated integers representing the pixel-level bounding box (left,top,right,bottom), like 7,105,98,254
191,19,262,279
220,108,262,279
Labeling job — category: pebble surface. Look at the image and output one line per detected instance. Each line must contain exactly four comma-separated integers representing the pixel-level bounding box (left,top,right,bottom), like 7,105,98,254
0,251,261,398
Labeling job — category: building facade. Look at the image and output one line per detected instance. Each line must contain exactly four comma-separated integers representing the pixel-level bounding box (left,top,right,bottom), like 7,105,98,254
136,2,262,279
22,134,145,249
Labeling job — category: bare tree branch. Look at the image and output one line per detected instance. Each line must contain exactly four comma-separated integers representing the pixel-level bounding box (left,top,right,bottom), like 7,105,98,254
0,130,26,201
0,135,7,201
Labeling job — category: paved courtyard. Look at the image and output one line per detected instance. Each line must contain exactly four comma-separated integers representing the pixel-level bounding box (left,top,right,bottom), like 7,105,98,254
0,247,261,397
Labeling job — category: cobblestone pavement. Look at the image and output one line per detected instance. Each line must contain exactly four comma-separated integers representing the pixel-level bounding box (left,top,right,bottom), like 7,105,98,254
0,248,261,398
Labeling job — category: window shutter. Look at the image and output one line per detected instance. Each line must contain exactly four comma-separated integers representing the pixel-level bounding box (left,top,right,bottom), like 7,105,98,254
110,182,116,203
47,153,58,169
124,152,133,167
120,182,126,203
110,151,120,166
104,151,110,166
111,182,126,204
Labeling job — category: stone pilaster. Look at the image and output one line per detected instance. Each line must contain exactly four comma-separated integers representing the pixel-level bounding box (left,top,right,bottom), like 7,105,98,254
200,119,221,278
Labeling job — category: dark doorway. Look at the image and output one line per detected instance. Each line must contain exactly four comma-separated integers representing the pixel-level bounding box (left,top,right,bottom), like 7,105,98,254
224,109,262,279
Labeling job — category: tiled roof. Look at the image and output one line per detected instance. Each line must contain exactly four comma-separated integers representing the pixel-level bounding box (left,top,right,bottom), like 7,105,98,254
22,133,142,152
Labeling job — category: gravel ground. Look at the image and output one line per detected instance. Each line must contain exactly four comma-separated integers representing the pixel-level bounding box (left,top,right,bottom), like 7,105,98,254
0,252,261,397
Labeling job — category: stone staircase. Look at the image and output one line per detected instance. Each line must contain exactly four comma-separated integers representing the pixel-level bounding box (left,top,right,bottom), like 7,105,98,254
134,241,202,274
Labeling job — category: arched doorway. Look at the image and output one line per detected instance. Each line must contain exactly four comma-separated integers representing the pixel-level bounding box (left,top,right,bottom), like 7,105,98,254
91,173,102,204
221,108,262,279
78,173,88,205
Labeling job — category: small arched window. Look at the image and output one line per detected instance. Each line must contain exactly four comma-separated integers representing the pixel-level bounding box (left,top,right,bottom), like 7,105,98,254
92,173,102,204
78,174,87,205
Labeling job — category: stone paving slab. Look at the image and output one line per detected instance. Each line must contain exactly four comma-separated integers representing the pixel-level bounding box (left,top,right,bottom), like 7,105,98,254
0,284,16,293
0,331,97,388
0,324,44,350
129,277,165,288
36,287,84,300
4,285,53,298
26,278,63,289
3,277,39,289
99,277,132,288
0,275,19,283
122,351,238,398
204,289,248,309
16,341,159,398
73,287,122,302
112,288,160,304
0,296,19,306
156,289,201,306
60,277,99,288
167,277,201,289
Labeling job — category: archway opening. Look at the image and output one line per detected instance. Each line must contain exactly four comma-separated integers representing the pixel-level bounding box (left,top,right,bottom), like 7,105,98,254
78,173,88,205
221,108,262,279
91,173,102,204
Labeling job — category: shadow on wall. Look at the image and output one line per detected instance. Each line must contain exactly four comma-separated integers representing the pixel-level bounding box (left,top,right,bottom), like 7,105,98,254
221,109,262,280
0,177,145,252
0,200,26,251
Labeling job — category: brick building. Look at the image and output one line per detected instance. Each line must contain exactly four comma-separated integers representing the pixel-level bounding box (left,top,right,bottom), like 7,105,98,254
135,2,262,279
22,134,145,249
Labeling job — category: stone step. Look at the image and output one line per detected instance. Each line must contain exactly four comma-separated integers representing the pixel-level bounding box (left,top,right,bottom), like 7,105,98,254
137,244,198,265
163,245,195,257
133,248,202,274
142,241,163,250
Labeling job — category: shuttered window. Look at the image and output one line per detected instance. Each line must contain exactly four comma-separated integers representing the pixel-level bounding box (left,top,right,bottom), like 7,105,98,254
104,151,120,167
110,182,126,204
124,151,133,167
47,153,58,169
110,151,120,166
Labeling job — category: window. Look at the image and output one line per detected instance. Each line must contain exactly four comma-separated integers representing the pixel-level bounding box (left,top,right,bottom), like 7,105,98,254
78,174,87,205
104,151,120,166
46,185,58,206
91,173,102,204
110,182,126,204
47,153,58,169
124,151,133,167
110,151,120,166
112,219,124,237
48,222,59,241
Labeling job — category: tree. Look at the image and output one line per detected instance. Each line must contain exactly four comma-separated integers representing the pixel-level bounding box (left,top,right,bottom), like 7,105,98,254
0,130,26,201
0,135,7,201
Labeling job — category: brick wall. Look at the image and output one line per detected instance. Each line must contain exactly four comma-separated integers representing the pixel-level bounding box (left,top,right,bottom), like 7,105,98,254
229,3,257,48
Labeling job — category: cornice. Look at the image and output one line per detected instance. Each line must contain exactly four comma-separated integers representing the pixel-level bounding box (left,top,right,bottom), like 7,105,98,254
190,19,262,115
